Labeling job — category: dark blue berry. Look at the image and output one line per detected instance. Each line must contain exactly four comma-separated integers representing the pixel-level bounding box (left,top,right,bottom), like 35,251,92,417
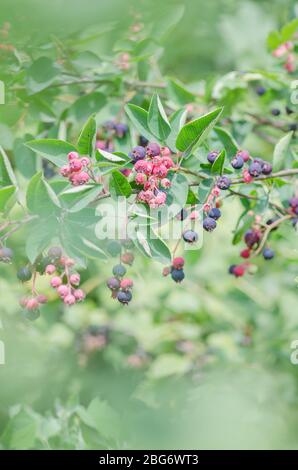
271,108,280,116
171,269,185,283
217,176,231,190
285,106,293,115
203,217,217,232
288,123,297,132
207,151,219,164
112,264,126,277
146,142,160,157
208,207,221,220
183,230,198,243
248,161,262,177
256,86,266,96
228,264,236,274
17,267,32,282
139,135,149,147
117,290,132,304
231,155,244,169
261,162,272,175
263,248,275,260
130,146,146,162
107,277,120,290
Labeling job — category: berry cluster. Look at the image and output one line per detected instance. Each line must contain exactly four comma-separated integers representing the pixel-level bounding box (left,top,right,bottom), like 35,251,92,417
131,143,175,208
106,247,135,304
96,120,129,153
163,257,185,283
60,152,90,186
272,41,295,73
19,294,48,321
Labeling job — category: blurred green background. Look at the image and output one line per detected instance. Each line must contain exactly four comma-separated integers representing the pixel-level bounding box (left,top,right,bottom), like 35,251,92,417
0,0,298,450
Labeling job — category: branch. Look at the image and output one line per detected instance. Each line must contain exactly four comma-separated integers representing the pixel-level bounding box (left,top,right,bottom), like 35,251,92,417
231,168,298,185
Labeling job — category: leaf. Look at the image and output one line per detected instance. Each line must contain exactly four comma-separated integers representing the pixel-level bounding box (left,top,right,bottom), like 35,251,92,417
198,178,213,203
109,170,132,198
25,139,77,167
150,5,185,43
60,185,103,212
0,185,16,213
166,173,189,210
211,149,226,175
147,94,171,141
213,126,238,160
232,211,254,245
26,57,59,94
273,131,293,171
133,227,171,264
26,172,61,215
125,104,156,142
0,145,18,187
83,398,120,440
148,354,190,379
176,107,223,155
186,188,198,205
166,77,195,105
95,149,126,163
166,108,188,152
69,92,106,122
0,409,37,449
77,115,96,156
13,136,38,178
26,216,58,263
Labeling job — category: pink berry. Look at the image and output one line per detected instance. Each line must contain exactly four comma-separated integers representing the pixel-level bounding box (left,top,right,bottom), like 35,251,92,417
37,294,48,304
135,173,147,185
69,273,80,286
203,203,211,213
96,140,106,150
51,276,62,288
172,257,184,269
237,150,250,162
161,157,174,169
162,266,171,277
60,165,71,177
211,186,221,197
161,147,171,157
57,284,69,298
190,210,199,220
70,171,90,186
69,158,83,172
120,278,133,290
73,289,85,301
68,151,79,161
64,294,76,306
19,297,29,308
45,264,56,275
152,164,168,178
240,249,251,259
80,157,90,166
26,298,39,310
160,178,171,188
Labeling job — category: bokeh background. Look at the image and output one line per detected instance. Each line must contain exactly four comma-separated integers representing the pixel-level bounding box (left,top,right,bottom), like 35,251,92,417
0,0,298,450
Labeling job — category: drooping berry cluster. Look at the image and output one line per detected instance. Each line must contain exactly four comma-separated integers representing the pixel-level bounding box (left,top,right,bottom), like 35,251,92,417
106,247,135,304
60,152,90,186
163,257,185,283
131,143,175,208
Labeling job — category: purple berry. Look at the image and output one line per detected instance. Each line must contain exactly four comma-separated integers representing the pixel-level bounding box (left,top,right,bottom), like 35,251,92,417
107,277,120,290
271,108,280,116
228,264,236,274
256,86,266,96
289,197,298,208
262,162,272,175
248,161,262,177
208,207,221,220
117,290,132,304
115,123,128,138
217,176,231,190
130,146,146,162
112,264,127,278
231,155,244,169
203,217,217,232
146,142,160,157
183,230,198,243
207,151,219,164
244,229,260,248
263,248,275,260
171,269,185,283
0,246,13,262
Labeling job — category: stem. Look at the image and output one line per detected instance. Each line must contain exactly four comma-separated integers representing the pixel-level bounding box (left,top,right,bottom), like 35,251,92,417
251,214,293,258
226,189,286,213
231,168,298,185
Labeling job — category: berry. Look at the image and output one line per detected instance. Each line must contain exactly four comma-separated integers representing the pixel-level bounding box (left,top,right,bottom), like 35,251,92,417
248,161,262,177
60,165,71,177
139,135,149,147
115,123,128,138
171,269,185,283
271,108,281,116
161,147,171,157
130,146,146,162
57,285,69,298
69,158,83,172
0,246,13,262
263,247,275,260
183,230,198,243
68,151,79,161
146,142,160,157
233,265,245,277
26,298,39,310
207,151,219,164
107,277,121,292
70,273,80,286
73,289,85,301
160,178,171,188
289,197,298,208
228,264,236,274
45,264,56,275
237,150,250,162
203,217,217,232
106,240,122,257
231,155,244,169
217,176,231,190
117,290,132,304
288,123,297,132
121,252,134,265
285,106,293,115
17,267,32,282
242,168,253,183
120,278,133,290
162,266,171,277
81,157,90,166
70,171,90,186
208,207,221,220
172,257,185,269
244,229,260,248
36,294,48,304
48,246,62,261
24,309,40,321
135,173,147,185
240,248,251,259
256,86,266,96
64,294,76,305
35,256,51,274
261,162,272,175
51,276,62,288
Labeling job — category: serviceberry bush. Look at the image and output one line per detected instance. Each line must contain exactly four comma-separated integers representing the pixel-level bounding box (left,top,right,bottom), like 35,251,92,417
0,13,297,319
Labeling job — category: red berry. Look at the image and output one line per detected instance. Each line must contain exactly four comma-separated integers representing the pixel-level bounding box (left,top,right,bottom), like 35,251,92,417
240,248,251,259
120,278,133,290
121,252,134,265
233,265,245,277
26,298,39,310
172,257,185,269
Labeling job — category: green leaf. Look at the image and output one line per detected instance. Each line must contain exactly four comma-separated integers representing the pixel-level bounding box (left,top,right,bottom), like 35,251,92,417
273,131,293,171
211,149,226,175
186,188,198,205
166,77,195,105
198,178,213,203
166,173,189,210
166,108,187,151
13,136,38,178
95,149,127,163
232,211,254,245
0,409,37,449
0,145,18,187
26,57,59,94
213,126,238,160
125,104,156,142
0,185,16,213
26,216,58,263
281,19,298,42
133,227,171,264
26,172,61,215
77,115,96,156
69,92,106,122
147,94,171,141
84,398,120,440
60,185,103,212
176,107,223,155
25,139,77,167
109,170,132,198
